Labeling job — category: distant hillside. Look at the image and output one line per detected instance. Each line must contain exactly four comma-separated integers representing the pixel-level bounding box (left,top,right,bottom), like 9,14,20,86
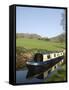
16,33,41,39
16,32,66,43
50,33,66,42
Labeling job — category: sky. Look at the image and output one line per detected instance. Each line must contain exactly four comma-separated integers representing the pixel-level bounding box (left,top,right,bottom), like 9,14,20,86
16,6,65,38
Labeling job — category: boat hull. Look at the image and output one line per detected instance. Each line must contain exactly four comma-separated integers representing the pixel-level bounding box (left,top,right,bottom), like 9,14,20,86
26,56,64,74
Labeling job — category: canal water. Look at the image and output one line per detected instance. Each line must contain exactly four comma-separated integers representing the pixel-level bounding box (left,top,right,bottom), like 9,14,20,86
16,69,44,83
16,58,64,84
16,64,64,84
16,64,63,84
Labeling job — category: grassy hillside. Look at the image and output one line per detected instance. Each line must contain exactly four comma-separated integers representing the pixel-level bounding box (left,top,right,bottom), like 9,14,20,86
16,38,65,51
50,33,66,42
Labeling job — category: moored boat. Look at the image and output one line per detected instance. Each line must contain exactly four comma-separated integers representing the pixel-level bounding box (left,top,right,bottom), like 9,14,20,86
26,55,64,74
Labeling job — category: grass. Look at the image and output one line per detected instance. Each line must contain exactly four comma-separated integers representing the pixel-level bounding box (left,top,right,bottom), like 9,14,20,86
16,38,65,51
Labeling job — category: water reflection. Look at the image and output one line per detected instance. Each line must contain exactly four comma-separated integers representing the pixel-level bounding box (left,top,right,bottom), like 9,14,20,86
16,57,64,84
26,69,48,80
16,69,44,84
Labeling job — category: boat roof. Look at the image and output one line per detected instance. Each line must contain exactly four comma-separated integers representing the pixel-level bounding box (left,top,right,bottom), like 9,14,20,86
36,51,64,55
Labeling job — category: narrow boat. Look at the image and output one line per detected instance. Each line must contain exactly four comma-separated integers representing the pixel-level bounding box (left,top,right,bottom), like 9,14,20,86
26,53,64,74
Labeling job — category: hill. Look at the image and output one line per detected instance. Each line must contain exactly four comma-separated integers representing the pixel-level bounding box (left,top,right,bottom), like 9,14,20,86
50,33,65,42
16,33,41,39
16,32,66,43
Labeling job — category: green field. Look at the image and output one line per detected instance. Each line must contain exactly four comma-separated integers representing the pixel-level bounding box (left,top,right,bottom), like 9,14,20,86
16,38,65,51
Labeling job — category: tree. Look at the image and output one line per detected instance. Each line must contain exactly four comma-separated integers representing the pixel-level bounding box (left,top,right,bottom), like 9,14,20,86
60,11,66,31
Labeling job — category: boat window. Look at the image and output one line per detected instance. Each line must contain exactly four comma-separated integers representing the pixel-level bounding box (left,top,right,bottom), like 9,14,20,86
54,54,56,57
47,54,50,59
57,53,59,56
61,53,63,55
